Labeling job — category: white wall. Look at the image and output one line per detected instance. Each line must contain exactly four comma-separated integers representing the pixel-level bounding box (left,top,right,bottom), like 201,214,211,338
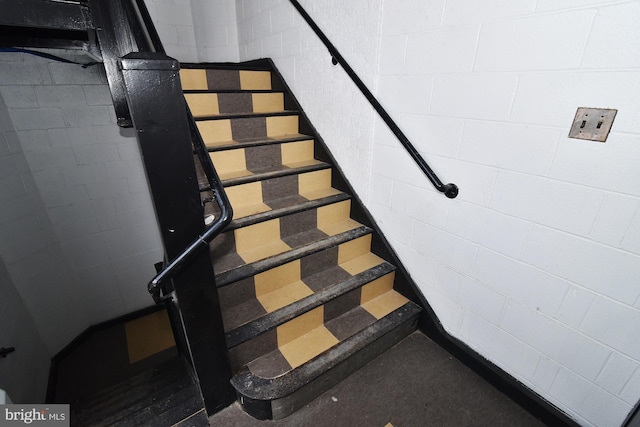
145,0,240,63
0,89,50,403
372,1,640,426
191,0,240,62
0,51,163,353
145,0,199,62
233,0,640,425
236,0,383,201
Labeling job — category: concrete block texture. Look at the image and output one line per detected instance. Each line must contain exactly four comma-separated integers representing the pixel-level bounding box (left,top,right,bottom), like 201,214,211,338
215,0,640,425
0,52,162,355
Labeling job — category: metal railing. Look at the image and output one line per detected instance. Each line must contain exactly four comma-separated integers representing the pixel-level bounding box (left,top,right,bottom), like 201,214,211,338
288,0,458,199
147,108,233,302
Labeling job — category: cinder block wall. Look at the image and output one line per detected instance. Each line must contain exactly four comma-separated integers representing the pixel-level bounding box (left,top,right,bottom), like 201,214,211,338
0,86,50,404
0,51,163,354
236,0,383,202
371,2,640,426
234,0,640,425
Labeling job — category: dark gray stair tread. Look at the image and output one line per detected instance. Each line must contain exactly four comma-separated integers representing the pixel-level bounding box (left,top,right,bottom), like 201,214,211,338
231,301,421,402
71,356,185,411
224,262,396,348
194,110,298,121
213,225,373,287
71,358,204,427
220,161,331,187
206,134,314,152
212,227,331,277
184,89,273,94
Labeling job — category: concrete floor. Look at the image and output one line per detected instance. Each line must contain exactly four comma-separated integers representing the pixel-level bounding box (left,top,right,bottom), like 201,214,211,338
210,331,546,426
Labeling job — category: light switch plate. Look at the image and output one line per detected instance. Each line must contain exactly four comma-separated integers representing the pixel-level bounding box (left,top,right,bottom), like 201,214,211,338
569,107,617,142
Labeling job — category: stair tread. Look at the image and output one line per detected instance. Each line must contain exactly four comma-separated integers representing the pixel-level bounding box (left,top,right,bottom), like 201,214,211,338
194,110,298,121
205,134,314,151
220,161,331,187
71,358,204,427
214,225,373,287
222,254,393,338
212,200,362,276
217,158,325,182
224,192,350,229
231,300,421,400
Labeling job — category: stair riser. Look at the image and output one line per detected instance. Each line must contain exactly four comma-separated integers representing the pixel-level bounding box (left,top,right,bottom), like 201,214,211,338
181,68,272,91
237,305,420,420
210,139,316,181
210,199,358,274
196,115,299,147
226,271,395,373
186,92,284,117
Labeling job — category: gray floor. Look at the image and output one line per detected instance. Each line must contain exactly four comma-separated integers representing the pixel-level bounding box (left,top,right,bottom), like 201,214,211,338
210,332,546,426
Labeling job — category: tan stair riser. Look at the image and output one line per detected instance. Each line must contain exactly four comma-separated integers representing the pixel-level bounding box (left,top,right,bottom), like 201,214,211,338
218,234,374,313
180,69,272,91
209,140,316,180
197,115,300,146
219,234,387,332
185,93,285,117
221,169,342,221
210,200,359,267
226,271,397,373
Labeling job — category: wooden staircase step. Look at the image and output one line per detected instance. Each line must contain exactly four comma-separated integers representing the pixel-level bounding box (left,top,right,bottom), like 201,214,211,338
214,225,372,287
231,301,421,420
196,114,301,147
211,200,362,275
186,92,285,117
208,139,320,181
206,134,315,152
180,68,272,91
220,237,394,345
71,358,206,427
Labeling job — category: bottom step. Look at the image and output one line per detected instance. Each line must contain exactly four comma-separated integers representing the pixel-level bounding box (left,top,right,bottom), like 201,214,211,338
231,301,421,420
71,357,207,427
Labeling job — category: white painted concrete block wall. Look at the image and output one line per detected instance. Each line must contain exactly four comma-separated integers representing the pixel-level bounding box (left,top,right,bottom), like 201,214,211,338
144,0,198,62
232,0,640,425
235,0,384,201
372,1,640,426
0,88,50,403
0,52,163,353
191,0,240,62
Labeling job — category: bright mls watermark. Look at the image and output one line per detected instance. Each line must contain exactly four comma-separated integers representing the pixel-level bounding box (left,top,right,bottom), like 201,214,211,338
0,405,69,427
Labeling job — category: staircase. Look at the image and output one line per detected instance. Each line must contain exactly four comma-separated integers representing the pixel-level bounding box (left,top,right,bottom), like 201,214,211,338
179,62,422,420
71,357,208,426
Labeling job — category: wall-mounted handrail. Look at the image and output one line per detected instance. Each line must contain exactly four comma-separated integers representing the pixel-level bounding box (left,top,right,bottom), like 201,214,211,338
288,0,458,199
147,106,234,302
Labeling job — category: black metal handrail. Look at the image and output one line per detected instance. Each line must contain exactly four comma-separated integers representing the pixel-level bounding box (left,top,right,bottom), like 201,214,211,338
100,0,234,301
288,0,458,199
147,107,234,302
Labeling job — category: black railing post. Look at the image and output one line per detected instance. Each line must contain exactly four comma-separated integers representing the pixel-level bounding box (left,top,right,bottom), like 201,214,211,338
119,52,235,414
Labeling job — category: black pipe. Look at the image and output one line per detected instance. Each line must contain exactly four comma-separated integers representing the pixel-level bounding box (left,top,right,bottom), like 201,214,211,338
288,0,458,199
147,105,233,300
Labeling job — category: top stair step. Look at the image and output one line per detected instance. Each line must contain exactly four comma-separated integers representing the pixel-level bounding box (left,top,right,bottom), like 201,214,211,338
180,68,272,91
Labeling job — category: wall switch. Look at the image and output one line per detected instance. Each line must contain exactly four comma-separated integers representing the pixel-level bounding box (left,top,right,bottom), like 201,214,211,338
569,107,617,142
